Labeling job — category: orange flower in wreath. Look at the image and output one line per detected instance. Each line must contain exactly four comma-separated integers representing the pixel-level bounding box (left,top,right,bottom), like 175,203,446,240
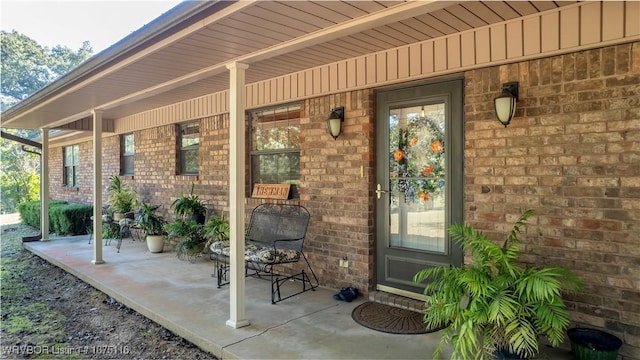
431,140,443,153
418,191,430,201
423,165,433,176
393,149,404,161
409,136,418,146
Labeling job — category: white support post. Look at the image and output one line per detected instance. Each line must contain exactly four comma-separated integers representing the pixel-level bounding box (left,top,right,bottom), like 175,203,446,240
40,128,50,241
92,110,104,264
226,62,250,329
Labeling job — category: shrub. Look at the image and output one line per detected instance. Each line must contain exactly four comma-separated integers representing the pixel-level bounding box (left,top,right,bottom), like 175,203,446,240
56,204,93,235
17,200,92,235
18,200,67,229
50,205,64,234
17,200,39,227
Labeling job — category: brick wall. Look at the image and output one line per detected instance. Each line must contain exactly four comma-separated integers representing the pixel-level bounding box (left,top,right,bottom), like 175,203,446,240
199,114,231,213
50,136,120,205
298,90,376,292
46,98,377,293
464,42,640,359
126,115,231,221
50,142,99,204
49,115,232,222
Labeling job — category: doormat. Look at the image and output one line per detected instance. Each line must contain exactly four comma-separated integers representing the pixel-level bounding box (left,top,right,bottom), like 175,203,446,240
351,301,444,335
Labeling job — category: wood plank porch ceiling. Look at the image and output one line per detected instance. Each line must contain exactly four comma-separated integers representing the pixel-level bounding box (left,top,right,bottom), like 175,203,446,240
3,0,575,130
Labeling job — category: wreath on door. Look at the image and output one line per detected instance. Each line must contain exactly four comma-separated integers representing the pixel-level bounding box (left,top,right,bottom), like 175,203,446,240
391,120,445,203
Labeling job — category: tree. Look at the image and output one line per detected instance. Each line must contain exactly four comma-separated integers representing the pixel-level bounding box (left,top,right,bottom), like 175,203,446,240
0,31,93,213
0,132,39,213
1,30,93,111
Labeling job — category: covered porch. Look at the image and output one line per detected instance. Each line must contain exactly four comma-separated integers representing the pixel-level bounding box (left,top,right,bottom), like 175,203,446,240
23,235,573,359
23,235,443,359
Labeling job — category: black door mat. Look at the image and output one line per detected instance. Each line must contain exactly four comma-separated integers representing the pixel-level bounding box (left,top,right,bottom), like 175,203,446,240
351,301,445,335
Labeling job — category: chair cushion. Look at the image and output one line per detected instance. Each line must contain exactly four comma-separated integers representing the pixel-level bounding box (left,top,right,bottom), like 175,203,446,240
119,218,135,227
210,241,258,257
210,240,300,264
101,214,113,223
248,247,300,263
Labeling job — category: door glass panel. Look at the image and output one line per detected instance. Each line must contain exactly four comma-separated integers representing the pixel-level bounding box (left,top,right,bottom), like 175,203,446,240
388,104,446,253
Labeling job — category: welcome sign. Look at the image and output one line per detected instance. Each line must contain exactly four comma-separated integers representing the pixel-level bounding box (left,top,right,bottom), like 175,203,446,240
251,184,291,199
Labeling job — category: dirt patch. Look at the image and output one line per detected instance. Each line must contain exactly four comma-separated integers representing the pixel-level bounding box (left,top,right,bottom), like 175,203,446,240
0,221,216,359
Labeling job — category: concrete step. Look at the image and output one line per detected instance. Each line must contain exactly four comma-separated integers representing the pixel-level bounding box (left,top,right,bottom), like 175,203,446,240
368,291,425,312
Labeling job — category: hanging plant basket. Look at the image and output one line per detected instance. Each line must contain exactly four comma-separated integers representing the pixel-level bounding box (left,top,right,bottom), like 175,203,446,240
568,328,622,360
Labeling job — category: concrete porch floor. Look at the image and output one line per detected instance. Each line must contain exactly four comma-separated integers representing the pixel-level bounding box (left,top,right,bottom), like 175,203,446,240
23,236,574,359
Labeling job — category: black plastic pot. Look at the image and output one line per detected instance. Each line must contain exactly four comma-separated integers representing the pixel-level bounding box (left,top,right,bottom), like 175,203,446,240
191,211,206,225
495,348,526,359
568,328,622,360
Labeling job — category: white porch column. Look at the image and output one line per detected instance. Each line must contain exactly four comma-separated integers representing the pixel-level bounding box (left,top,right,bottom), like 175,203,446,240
92,110,104,264
226,62,250,329
40,128,50,241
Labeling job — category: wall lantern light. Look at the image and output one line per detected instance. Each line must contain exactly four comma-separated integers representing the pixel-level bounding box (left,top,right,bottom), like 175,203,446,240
494,81,519,127
327,106,345,140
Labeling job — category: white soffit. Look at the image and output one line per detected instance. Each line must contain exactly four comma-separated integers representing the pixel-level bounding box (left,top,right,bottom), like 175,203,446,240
2,1,579,130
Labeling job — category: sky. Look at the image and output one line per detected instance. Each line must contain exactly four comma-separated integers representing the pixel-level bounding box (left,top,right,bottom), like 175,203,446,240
1,0,182,54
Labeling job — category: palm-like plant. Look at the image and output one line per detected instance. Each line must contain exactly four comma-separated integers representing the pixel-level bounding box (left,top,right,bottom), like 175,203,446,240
107,175,136,214
203,212,230,249
414,210,584,360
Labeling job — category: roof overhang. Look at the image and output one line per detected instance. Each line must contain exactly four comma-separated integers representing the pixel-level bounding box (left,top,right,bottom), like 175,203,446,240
1,1,581,133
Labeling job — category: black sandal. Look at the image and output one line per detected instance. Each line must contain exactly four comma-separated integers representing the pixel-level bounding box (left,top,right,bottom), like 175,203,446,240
333,287,359,302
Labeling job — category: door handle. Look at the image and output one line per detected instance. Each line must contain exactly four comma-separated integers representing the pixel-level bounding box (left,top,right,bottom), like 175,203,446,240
376,184,389,199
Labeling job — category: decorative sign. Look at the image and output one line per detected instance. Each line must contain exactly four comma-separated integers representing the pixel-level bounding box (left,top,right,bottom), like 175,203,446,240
251,184,291,199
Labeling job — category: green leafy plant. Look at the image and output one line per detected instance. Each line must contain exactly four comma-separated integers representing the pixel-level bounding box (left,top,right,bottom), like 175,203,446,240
171,183,206,223
414,210,584,360
175,236,206,256
107,175,136,214
136,202,166,237
165,218,196,242
203,212,230,250
17,200,91,235
18,200,67,229
102,222,121,239
165,218,206,258
54,203,93,235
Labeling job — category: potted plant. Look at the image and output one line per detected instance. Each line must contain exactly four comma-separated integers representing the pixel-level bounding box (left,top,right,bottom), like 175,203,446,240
203,212,230,252
165,218,195,245
136,202,167,253
414,210,584,360
107,175,136,220
165,218,206,260
171,183,206,224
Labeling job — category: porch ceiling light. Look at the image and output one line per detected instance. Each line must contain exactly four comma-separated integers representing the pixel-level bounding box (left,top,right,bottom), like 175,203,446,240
327,106,345,140
494,82,519,127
